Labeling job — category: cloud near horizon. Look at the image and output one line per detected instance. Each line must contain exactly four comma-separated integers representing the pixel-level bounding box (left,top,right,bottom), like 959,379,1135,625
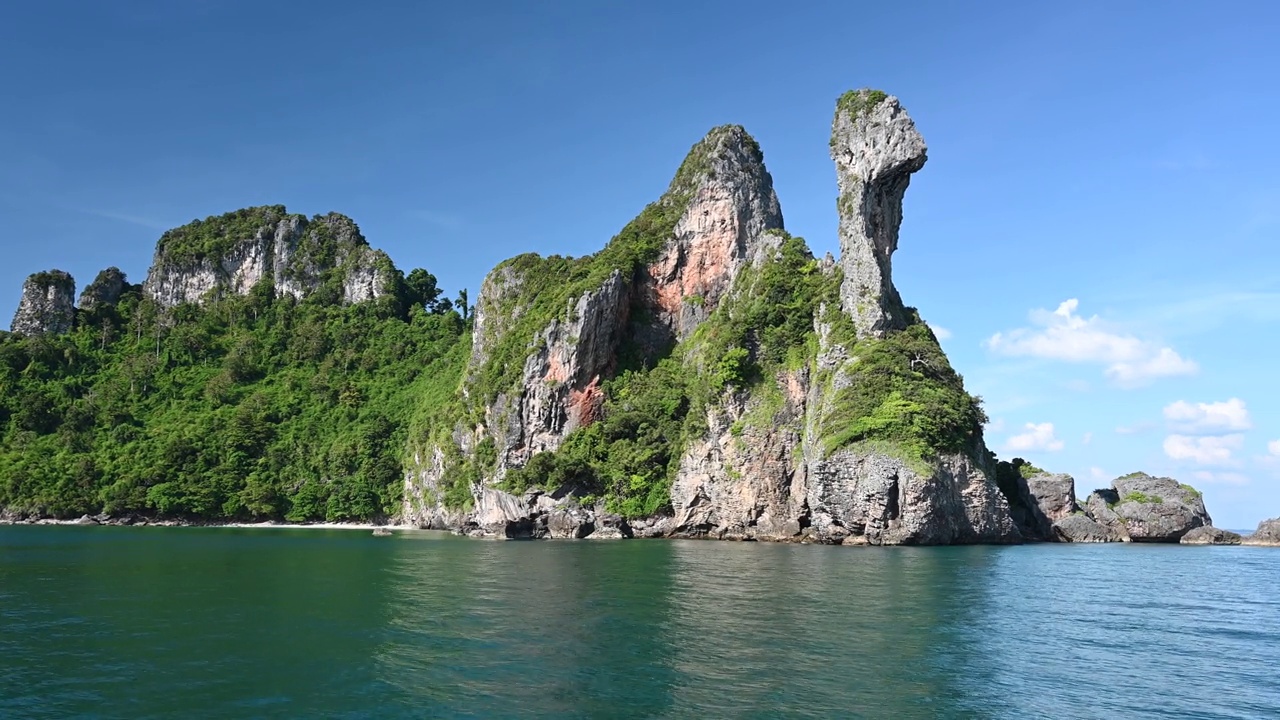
1005,422,1064,452
986,299,1198,387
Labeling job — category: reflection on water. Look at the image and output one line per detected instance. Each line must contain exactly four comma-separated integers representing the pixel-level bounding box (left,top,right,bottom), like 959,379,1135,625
3,527,1279,719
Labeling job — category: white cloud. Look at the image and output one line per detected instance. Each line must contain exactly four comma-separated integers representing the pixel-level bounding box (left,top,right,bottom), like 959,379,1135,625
986,299,1198,387
1163,398,1251,434
1192,470,1250,486
927,323,952,341
1162,434,1244,466
1006,422,1065,452
1268,440,1280,457
1082,432,1093,445
985,417,1006,433
1090,466,1108,481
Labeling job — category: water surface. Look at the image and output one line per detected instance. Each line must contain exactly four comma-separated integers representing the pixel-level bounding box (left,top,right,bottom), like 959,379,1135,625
2,526,1277,718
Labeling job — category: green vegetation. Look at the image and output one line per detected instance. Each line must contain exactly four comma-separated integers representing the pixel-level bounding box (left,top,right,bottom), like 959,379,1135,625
27,270,75,291
836,88,888,118
0,264,467,522
466,128,747,407
156,206,291,266
1179,483,1203,500
479,226,984,518
1120,491,1164,505
503,356,700,518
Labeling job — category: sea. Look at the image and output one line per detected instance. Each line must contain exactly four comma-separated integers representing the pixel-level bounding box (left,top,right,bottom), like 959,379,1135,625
1,525,1277,719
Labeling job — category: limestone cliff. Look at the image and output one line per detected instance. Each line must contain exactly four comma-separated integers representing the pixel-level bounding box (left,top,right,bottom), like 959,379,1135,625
402,91,1021,545
142,206,395,307
10,270,76,336
77,267,128,312
831,90,926,340
404,125,786,530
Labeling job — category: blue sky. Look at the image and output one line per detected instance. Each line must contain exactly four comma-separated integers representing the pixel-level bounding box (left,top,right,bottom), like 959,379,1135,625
2,1,1278,528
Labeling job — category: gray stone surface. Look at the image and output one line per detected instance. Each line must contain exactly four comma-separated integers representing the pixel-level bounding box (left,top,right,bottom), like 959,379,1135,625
1179,526,1242,545
143,210,393,308
1243,518,1280,546
1053,514,1121,543
401,95,1022,545
10,270,75,336
77,267,127,311
830,90,927,340
1078,474,1211,542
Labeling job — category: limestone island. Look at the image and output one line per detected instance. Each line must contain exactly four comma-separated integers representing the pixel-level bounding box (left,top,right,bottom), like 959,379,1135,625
2,90,1275,546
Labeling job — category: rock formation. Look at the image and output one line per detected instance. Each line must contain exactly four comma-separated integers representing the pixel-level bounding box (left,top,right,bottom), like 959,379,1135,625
1003,469,1079,540
1046,472,1211,543
1180,526,1242,545
1243,518,1280,546
77,267,127,311
403,91,1021,545
10,270,76,336
1053,513,1120,543
142,206,395,308
1087,473,1210,542
830,90,926,340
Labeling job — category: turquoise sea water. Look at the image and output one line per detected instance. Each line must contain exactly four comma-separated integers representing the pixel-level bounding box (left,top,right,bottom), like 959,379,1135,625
1,526,1277,719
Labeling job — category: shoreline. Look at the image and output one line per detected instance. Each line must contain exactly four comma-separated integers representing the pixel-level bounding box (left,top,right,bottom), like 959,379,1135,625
4,517,1276,546
0,516,408,531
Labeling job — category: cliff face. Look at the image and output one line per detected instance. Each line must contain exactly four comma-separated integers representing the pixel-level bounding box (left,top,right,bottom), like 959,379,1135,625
78,268,128,312
10,270,76,336
404,126,786,531
403,92,1021,545
142,206,395,307
831,90,926,340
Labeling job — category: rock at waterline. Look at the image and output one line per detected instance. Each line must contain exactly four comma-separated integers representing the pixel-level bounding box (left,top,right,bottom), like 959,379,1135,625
1052,514,1120,543
372,528,393,537
1179,526,1242,545
1243,518,1280,546
1084,473,1210,542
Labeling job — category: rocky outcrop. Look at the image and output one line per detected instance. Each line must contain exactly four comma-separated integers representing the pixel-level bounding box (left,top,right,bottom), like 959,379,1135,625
805,450,1017,545
481,270,630,473
77,267,127,311
1243,518,1280,546
640,126,784,342
405,124,787,524
1180,526,1242,545
1002,469,1079,541
1053,513,1121,543
831,90,926,340
10,270,76,336
402,91,1022,545
1054,473,1211,543
451,489,633,540
142,206,394,308
1091,474,1210,542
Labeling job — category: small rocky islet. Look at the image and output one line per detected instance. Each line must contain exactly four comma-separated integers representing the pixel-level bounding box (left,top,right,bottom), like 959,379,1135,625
2,89,1275,546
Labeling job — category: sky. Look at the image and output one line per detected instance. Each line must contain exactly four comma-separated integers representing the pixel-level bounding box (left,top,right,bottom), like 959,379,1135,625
2,1,1278,528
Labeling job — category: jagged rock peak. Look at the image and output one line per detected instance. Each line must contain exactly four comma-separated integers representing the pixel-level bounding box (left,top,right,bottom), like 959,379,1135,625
642,124,785,341
143,205,394,308
10,270,76,336
830,89,927,339
78,267,127,311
